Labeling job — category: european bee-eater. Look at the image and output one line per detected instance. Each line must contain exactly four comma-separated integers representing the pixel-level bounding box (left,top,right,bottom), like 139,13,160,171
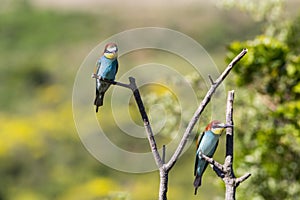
193,120,232,195
92,43,118,112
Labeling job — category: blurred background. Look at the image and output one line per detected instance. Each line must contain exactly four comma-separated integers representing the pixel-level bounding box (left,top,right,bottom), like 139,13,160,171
0,0,299,199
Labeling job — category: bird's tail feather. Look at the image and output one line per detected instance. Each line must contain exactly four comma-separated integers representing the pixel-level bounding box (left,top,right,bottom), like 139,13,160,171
194,188,198,195
94,90,99,105
94,93,104,112
193,175,202,195
96,96,104,107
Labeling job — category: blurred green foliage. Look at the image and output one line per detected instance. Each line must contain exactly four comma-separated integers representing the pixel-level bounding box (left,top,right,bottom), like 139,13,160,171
228,36,290,99
286,13,300,55
0,1,95,112
225,1,300,199
0,1,128,199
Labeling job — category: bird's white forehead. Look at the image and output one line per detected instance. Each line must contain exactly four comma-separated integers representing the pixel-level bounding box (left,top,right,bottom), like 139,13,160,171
106,45,118,52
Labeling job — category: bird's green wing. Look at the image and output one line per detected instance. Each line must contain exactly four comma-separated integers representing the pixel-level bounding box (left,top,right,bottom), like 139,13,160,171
115,60,119,74
194,138,219,176
199,140,219,176
207,140,219,158
194,131,205,176
196,131,204,151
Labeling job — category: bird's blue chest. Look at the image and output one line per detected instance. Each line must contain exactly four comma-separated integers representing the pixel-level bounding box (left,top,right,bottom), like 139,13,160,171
96,56,118,80
198,130,220,154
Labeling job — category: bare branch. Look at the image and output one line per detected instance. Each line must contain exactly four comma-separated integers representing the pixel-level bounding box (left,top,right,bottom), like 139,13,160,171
225,90,235,169
162,145,166,164
93,76,132,89
165,48,248,170
199,151,223,171
235,173,251,186
159,170,169,200
224,90,236,200
128,77,164,168
97,76,163,168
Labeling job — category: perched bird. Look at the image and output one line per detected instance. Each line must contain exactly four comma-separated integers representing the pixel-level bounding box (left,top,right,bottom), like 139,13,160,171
92,43,118,112
193,120,232,195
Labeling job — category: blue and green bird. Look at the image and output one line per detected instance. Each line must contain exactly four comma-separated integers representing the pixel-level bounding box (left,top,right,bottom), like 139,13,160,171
193,120,232,195
92,43,118,112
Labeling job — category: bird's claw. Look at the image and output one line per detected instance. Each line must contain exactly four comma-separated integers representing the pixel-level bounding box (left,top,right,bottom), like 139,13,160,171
198,151,203,159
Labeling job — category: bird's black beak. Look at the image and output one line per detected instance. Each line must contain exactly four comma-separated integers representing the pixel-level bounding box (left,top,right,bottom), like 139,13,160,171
214,123,234,129
223,124,233,128
216,123,233,128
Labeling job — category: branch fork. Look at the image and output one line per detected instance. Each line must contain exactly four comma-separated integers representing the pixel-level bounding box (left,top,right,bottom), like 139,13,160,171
208,74,216,85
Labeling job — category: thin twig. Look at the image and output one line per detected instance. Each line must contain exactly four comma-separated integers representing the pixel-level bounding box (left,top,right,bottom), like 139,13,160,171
162,145,166,164
208,74,215,85
235,173,251,186
199,151,223,171
199,152,225,178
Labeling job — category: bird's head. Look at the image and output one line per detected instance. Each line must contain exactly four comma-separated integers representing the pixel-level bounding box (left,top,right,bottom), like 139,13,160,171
103,43,118,59
206,120,233,135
